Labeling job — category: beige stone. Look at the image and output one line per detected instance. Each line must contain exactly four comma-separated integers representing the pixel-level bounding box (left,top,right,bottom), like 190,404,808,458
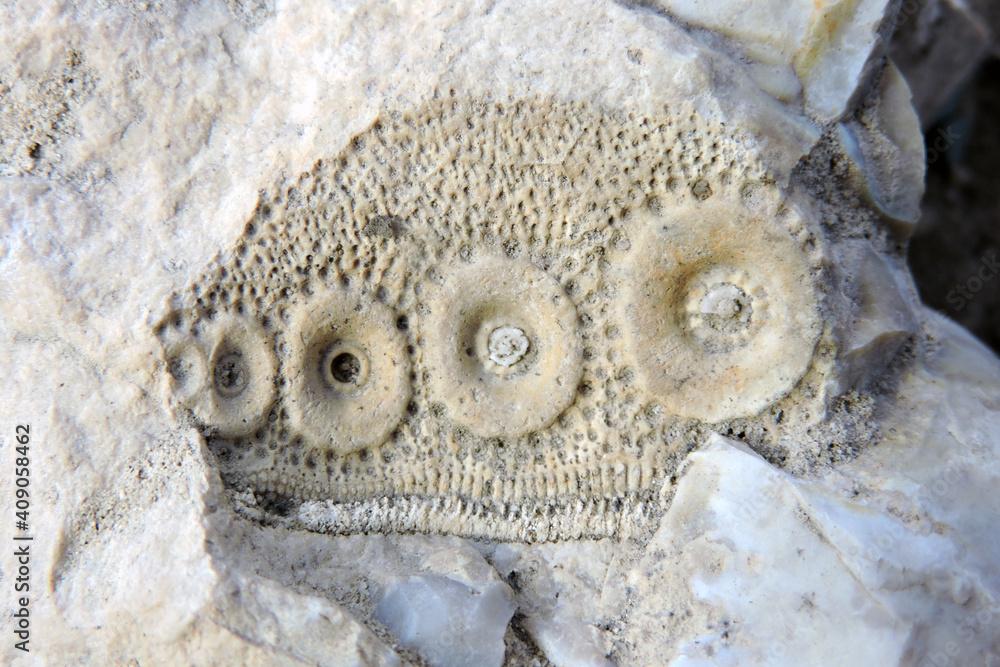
2,2,998,666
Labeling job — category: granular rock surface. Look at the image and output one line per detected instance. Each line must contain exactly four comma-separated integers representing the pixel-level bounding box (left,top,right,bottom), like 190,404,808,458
2,1,998,666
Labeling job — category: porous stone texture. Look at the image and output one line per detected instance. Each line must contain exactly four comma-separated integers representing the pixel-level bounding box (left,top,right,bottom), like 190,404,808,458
1,1,998,666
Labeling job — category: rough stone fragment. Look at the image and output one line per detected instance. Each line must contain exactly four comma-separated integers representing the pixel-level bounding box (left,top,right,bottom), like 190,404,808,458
491,543,615,667
832,240,919,390
375,575,514,667
213,573,403,667
653,0,898,119
626,424,998,665
374,549,515,667
838,61,926,227
1,1,998,665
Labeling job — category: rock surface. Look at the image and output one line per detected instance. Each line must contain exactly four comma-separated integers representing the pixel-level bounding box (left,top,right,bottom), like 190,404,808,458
1,1,998,666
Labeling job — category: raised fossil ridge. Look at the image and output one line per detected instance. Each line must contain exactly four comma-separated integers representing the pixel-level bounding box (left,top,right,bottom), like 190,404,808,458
156,95,834,540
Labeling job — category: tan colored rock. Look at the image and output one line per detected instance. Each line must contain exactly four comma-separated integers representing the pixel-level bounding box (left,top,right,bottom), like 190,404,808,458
1,2,998,666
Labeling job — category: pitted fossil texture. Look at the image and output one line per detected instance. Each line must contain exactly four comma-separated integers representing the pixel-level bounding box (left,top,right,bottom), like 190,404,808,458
156,96,833,540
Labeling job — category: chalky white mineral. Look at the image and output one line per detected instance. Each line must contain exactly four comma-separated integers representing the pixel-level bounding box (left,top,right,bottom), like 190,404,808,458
1,0,998,665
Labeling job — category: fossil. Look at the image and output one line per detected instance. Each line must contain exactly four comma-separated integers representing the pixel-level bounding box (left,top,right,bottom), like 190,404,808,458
619,196,823,422
285,287,412,456
14,0,1000,663
156,95,840,540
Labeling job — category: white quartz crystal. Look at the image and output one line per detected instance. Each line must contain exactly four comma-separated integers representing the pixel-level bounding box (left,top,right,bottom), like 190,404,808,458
376,575,514,667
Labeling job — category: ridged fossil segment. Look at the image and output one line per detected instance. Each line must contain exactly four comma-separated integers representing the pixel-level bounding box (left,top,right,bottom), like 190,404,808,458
155,95,830,540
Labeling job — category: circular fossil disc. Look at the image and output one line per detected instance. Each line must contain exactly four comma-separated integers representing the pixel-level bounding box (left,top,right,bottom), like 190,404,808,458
627,198,821,421
285,289,411,455
164,337,208,404
188,316,277,436
423,256,582,438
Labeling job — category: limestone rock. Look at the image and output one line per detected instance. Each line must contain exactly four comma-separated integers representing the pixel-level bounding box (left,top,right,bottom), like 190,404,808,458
1,1,998,666
832,239,919,390
491,542,616,667
838,61,926,228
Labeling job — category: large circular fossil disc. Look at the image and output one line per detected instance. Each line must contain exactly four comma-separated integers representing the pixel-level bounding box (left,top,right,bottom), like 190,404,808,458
422,256,583,438
286,289,411,455
627,198,822,422
171,315,277,437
